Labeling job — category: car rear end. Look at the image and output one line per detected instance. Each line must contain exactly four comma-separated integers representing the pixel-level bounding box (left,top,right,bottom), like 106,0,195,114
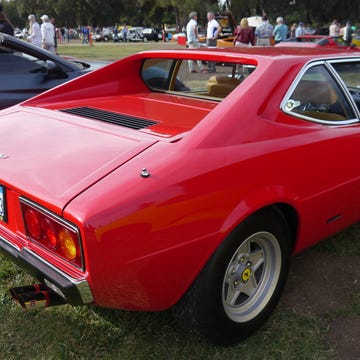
0,103,160,310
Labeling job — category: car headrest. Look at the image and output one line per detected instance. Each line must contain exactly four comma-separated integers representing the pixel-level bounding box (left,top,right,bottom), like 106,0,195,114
292,80,338,105
207,75,241,98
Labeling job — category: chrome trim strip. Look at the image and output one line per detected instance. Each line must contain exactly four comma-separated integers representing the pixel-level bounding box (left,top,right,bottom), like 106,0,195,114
0,234,20,252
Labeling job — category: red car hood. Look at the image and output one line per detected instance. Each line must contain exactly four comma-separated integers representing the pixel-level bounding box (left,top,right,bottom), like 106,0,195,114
0,109,157,211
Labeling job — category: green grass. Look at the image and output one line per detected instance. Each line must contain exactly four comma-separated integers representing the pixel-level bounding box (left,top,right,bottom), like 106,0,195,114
57,40,184,61
0,274,332,360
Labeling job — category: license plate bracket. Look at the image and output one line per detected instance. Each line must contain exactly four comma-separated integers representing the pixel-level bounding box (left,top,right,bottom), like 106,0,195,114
0,185,7,222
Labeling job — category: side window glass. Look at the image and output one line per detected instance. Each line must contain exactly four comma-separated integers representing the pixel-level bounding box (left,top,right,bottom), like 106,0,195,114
331,61,360,112
141,59,175,91
284,65,355,123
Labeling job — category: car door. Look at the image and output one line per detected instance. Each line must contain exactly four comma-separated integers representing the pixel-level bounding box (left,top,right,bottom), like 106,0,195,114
282,59,360,246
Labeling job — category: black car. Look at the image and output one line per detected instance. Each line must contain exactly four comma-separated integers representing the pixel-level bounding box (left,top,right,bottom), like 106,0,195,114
0,32,91,109
141,28,165,42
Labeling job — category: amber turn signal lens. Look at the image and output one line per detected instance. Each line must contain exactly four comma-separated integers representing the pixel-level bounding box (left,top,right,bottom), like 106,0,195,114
59,228,78,260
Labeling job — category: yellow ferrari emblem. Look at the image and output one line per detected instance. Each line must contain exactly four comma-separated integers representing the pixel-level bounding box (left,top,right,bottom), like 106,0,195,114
241,268,251,282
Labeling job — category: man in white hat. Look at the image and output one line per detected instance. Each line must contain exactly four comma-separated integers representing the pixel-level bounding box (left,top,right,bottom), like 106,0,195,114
40,14,55,53
27,14,41,47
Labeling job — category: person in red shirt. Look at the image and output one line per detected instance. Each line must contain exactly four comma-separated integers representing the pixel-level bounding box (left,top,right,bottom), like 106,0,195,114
233,18,255,47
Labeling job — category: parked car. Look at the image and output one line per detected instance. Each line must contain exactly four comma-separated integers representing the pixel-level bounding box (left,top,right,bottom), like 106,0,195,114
0,32,91,109
14,28,28,39
92,28,113,42
141,27,164,41
1,45,360,345
119,28,144,42
351,33,360,47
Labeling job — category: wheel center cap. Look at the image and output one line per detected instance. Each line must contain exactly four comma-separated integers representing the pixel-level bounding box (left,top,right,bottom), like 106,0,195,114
241,268,251,283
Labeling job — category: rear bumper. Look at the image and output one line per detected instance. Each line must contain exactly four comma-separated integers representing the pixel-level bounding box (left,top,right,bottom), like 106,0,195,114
0,235,93,305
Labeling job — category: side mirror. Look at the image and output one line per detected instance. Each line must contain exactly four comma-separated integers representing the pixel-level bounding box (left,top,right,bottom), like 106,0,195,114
46,60,59,73
46,60,68,78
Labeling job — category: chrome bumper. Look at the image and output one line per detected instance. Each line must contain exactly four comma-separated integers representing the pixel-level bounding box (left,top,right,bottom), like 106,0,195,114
0,235,93,305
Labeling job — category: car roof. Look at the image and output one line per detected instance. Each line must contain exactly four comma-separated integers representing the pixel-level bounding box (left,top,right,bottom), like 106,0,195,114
296,35,331,39
139,46,360,64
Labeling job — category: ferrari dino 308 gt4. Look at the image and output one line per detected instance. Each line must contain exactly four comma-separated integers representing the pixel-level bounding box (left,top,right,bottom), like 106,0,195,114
0,45,359,345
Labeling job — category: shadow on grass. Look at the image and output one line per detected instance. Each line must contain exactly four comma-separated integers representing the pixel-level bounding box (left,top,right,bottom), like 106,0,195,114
0,296,332,360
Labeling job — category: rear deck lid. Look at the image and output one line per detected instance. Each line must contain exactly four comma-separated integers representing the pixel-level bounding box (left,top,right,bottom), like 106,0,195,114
0,109,157,210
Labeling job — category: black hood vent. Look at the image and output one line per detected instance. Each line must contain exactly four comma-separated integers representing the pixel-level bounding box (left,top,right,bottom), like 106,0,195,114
60,107,158,130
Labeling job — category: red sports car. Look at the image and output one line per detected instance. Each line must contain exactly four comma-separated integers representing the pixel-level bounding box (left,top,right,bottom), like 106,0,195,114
0,46,360,345
277,35,360,50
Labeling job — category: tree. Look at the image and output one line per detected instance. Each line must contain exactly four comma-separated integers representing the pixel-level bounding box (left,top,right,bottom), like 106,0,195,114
2,0,360,30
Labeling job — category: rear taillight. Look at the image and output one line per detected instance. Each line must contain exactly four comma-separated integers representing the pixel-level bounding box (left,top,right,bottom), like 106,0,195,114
20,198,83,269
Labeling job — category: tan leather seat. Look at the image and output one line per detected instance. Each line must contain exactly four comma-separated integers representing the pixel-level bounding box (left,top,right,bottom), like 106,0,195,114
207,76,241,98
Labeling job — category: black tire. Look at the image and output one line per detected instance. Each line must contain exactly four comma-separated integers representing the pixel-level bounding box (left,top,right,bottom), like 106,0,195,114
172,207,291,345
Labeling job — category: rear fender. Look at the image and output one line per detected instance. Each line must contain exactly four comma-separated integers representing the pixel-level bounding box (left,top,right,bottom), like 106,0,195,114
220,184,299,242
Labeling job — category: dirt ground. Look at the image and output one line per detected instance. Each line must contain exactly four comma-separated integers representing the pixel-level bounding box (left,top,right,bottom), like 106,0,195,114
281,249,360,359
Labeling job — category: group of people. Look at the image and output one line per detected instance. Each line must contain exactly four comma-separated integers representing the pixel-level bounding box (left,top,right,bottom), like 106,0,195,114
0,5,57,54
185,10,358,74
114,25,128,42
186,11,220,73
234,16,356,48
186,11,222,73
329,19,354,45
232,15,287,47
235,15,300,46
185,12,291,73
27,14,57,54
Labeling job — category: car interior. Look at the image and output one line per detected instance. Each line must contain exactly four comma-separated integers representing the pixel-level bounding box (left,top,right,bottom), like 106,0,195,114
284,63,359,123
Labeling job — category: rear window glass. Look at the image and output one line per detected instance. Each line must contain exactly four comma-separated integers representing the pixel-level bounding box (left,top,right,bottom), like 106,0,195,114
141,58,256,100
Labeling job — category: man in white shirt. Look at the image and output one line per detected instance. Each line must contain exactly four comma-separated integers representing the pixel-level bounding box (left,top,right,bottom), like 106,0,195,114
206,12,221,73
295,22,306,37
40,14,55,54
27,14,41,47
186,11,205,73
